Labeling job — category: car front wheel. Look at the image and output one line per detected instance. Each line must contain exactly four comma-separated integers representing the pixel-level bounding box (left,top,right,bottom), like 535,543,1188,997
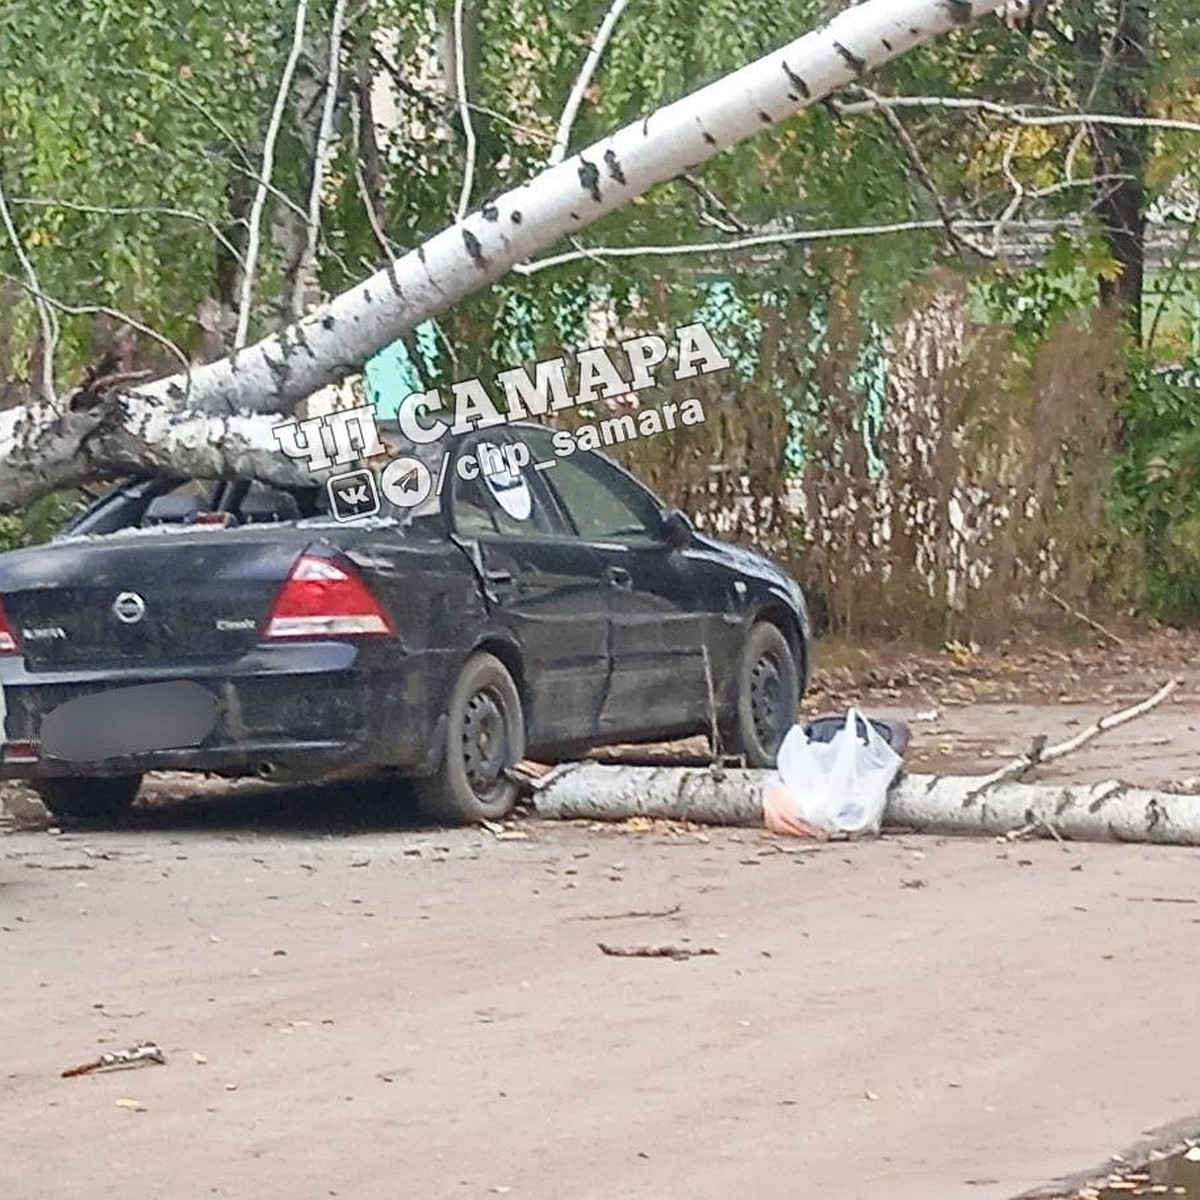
35,775,143,823
721,622,800,767
416,652,526,826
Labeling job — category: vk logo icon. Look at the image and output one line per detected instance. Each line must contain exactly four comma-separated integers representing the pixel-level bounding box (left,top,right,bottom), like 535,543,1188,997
326,469,381,522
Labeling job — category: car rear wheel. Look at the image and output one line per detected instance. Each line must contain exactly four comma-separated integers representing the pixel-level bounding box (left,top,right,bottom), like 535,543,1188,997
415,652,525,826
721,622,800,767
34,775,143,822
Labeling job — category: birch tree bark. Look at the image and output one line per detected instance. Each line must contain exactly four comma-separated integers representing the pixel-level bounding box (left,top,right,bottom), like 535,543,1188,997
533,763,1200,846
0,0,1011,511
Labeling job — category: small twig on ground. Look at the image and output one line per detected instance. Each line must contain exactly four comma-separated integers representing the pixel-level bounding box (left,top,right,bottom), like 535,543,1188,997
1042,587,1128,648
61,1042,165,1079
965,678,1181,805
505,760,581,793
572,903,683,923
1039,815,1067,848
676,173,752,234
597,942,717,961
1002,821,1038,842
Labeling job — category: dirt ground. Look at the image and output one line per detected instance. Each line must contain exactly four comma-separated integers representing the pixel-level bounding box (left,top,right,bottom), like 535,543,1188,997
3,630,1200,1200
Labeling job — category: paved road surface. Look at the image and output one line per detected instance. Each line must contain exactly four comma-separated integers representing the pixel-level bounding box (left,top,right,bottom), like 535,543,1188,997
3,792,1199,1200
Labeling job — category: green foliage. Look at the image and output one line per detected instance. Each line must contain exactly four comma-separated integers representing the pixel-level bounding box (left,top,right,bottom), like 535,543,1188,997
3,0,1200,626
1114,358,1200,620
0,514,21,553
970,233,1111,345
0,490,86,551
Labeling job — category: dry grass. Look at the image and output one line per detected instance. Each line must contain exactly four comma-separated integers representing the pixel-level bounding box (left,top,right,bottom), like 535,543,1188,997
611,271,1139,644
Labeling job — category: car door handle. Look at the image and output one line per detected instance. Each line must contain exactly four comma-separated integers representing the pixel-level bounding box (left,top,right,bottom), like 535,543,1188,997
606,566,633,591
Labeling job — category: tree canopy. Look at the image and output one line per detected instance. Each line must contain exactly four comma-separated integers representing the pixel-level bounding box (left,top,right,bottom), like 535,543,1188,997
2,0,1200,627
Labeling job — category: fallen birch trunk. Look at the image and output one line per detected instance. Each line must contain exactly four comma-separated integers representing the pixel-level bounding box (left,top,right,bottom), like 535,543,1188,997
1,0,1013,510
534,763,1200,846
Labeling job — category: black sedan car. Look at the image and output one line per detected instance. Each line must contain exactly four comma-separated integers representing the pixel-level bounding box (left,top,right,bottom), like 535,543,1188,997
0,421,811,824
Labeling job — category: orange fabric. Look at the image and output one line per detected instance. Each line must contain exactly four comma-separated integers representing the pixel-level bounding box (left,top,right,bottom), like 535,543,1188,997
762,781,827,840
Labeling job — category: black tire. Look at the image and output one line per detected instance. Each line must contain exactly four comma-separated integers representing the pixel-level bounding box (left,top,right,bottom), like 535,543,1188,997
35,775,143,822
721,622,800,768
415,652,526,825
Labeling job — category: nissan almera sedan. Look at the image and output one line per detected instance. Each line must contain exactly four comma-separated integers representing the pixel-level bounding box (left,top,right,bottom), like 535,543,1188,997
0,421,811,825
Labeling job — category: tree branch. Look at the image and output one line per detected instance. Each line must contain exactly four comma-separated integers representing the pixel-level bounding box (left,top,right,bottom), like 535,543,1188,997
962,679,1180,802
371,44,554,145
235,0,310,349
857,85,995,259
1148,201,1200,351
0,272,191,382
292,0,349,319
350,87,398,264
452,0,478,222
0,175,59,402
833,94,1200,139
9,198,246,270
548,0,630,167
512,218,1036,274
676,173,752,234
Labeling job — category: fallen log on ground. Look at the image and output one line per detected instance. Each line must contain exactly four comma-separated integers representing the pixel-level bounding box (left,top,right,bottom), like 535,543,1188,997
533,764,1200,846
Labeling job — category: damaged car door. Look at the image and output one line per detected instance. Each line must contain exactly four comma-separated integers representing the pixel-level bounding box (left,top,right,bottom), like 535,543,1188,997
515,429,709,742
449,435,611,754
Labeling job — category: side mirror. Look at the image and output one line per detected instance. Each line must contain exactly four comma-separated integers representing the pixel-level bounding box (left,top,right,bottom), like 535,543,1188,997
662,508,693,549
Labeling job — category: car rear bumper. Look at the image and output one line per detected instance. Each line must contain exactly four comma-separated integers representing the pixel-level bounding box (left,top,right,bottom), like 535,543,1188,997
0,642,451,783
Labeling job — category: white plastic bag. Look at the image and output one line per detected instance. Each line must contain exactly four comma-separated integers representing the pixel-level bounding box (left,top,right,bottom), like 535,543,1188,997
773,708,902,836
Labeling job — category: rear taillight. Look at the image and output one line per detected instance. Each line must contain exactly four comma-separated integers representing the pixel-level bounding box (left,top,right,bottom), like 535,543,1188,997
263,553,395,641
0,596,19,655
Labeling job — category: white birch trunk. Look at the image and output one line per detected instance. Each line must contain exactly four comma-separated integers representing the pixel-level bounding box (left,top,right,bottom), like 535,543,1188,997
534,764,1200,846
0,0,1009,509
0,401,314,497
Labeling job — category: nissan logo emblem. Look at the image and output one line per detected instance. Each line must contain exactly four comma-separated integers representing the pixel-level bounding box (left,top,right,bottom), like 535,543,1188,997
112,592,147,625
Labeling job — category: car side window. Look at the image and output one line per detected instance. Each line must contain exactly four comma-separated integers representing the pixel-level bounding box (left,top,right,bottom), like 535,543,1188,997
450,439,562,539
538,449,666,546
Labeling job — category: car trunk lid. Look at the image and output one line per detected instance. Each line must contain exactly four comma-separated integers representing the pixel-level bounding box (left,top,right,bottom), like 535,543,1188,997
0,526,321,670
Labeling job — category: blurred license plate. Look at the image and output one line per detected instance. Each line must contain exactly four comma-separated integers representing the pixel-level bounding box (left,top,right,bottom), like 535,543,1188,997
41,681,219,763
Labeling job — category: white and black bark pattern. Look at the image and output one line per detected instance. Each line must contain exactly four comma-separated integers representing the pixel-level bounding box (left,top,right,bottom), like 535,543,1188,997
0,0,1009,509
0,399,313,502
534,763,1200,846
135,0,1007,416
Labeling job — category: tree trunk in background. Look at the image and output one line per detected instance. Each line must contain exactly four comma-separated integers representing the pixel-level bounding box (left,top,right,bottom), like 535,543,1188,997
1075,1,1152,345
